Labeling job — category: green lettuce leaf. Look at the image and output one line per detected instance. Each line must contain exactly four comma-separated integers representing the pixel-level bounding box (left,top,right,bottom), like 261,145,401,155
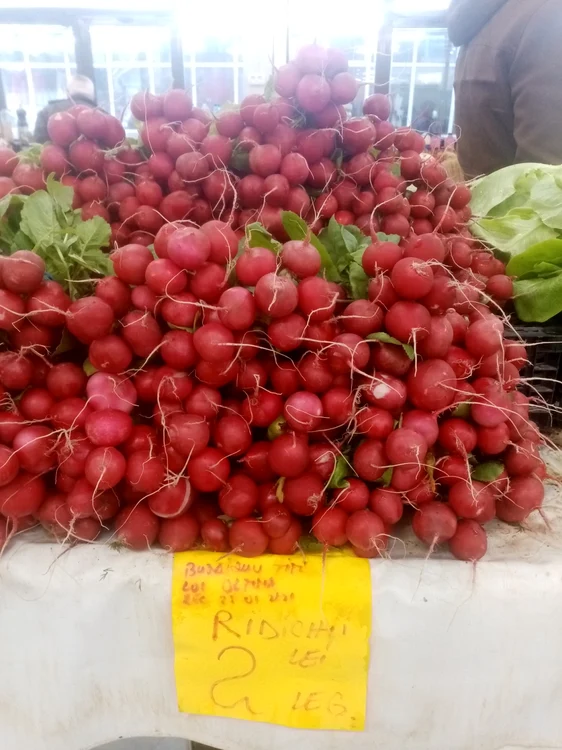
472,207,557,257
513,273,562,322
506,239,562,277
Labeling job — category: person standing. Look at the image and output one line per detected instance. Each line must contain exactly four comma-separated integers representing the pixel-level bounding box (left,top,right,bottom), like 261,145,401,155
448,0,562,178
33,75,97,143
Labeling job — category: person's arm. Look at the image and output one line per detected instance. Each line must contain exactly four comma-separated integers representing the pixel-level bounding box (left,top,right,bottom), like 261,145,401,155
33,107,49,143
511,0,562,165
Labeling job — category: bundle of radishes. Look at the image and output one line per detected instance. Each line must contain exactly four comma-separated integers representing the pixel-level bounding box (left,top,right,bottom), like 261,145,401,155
0,42,547,561
1,42,467,250
0,204,545,562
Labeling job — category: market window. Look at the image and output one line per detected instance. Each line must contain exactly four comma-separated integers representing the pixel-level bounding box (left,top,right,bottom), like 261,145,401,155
0,24,76,131
90,25,173,121
389,27,457,134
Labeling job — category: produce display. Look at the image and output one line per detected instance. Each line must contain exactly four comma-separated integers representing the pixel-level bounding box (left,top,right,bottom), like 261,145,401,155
0,44,546,562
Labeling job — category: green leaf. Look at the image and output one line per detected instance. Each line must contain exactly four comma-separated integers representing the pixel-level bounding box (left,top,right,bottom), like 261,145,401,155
45,173,73,213
506,238,562,277
267,416,287,440
74,216,111,254
244,222,281,253
229,148,250,173
513,273,562,322
469,163,549,217
376,232,401,245
328,456,351,490
348,261,369,300
83,359,97,376
319,218,354,272
281,211,340,282
367,332,414,360
529,174,562,230
379,468,393,487
472,461,505,482
472,207,558,259
19,190,58,247
452,402,471,418
275,477,285,503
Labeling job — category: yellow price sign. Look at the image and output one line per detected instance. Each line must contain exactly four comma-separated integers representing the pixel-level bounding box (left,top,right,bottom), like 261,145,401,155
171,551,371,731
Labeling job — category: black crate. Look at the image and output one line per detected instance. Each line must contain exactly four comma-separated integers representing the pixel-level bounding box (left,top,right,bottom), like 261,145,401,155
509,324,562,426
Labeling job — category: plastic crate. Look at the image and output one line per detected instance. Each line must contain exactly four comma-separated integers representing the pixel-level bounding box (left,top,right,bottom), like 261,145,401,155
509,324,562,427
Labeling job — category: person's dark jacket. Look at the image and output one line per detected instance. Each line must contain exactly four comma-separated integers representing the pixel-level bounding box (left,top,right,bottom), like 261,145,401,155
449,0,562,178
33,95,96,143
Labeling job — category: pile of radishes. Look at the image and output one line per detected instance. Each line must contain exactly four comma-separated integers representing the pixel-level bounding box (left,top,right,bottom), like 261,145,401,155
1,42,469,249
0,205,545,561
0,42,547,561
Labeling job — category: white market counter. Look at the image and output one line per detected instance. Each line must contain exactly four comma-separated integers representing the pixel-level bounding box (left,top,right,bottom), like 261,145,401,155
1,477,562,750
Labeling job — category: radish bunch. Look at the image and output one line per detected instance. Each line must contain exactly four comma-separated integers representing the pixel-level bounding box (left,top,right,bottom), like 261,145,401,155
2,43,472,252
0,43,547,560
0,200,546,560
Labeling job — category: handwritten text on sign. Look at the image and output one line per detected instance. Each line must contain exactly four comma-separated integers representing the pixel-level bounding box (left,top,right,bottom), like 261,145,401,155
171,551,371,731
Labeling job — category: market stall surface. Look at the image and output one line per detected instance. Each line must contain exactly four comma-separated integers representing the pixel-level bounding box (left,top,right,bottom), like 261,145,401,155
1,452,561,750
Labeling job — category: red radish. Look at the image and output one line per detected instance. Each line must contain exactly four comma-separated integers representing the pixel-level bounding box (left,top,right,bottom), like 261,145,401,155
67,479,119,520
438,418,477,456
364,373,407,413
353,439,387,482
85,409,133,447
385,301,431,343
268,433,309,477
159,513,199,552
86,372,136,414
189,447,230,492
283,391,323,432
19,388,54,421
150,479,193,519
369,488,403,524
496,476,544,523
448,520,487,561
391,257,434,300
0,445,19,487
85,446,126,490
0,473,46,518
0,352,33,391
168,414,210,457
0,289,26,331
504,440,543,476
312,506,348,546
219,473,258,518
268,313,306,352
115,505,160,550
402,410,439,446
229,518,269,557
1,251,45,295
120,311,162,358
386,428,428,466
66,297,114,345
333,478,369,513
249,144,282,177
356,406,394,439
126,450,166,494
448,481,496,522
95,277,131,317
407,359,457,411
236,247,277,285
412,502,457,545
346,509,386,556
283,472,324,516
